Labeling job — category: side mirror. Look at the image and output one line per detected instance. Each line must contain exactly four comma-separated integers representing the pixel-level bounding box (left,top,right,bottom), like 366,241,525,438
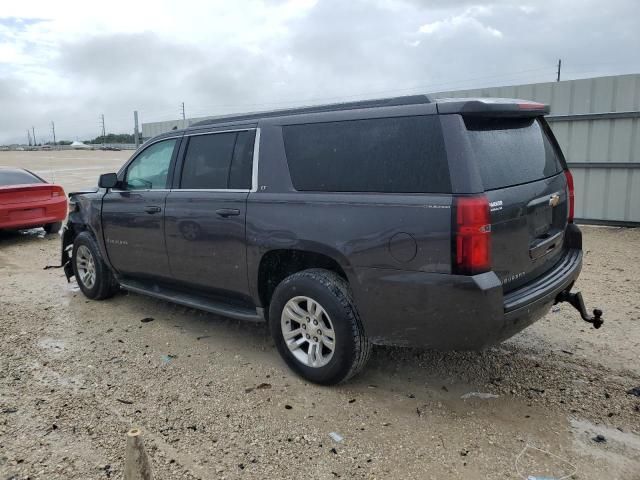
98,172,119,189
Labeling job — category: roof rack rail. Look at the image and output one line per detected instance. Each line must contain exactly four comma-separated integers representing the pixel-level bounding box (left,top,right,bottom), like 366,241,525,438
189,94,432,127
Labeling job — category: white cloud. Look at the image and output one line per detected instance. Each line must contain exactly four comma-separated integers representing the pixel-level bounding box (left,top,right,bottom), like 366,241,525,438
0,0,639,144
418,8,503,38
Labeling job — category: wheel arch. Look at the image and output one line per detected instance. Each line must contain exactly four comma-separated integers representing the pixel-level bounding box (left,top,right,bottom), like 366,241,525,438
255,247,353,311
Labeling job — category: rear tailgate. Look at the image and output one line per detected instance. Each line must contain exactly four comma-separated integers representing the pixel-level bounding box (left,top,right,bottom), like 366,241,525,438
462,115,569,292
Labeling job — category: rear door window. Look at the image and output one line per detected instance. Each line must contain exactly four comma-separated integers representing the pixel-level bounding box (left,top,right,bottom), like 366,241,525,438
180,130,255,190
282,116,450,193
464,117,564,191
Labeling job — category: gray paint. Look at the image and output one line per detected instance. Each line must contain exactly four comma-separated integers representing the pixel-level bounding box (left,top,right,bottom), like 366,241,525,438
433,73,640,225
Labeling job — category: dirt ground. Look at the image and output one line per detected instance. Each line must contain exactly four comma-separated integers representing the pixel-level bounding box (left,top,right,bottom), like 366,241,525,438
1,151,639,479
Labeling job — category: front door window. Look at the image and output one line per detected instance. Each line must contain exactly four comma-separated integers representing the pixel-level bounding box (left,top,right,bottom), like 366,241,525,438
125,139,177,190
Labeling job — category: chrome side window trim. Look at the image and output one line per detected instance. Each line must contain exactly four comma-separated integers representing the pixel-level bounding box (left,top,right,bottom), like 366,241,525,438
185,128,256,137
251,128,260,193
170,189,250,193
108,189,171,193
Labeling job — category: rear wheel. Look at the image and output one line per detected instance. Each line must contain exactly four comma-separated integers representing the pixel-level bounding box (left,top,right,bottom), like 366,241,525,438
72,232,119,300
269,269,371,385
44,222,62,234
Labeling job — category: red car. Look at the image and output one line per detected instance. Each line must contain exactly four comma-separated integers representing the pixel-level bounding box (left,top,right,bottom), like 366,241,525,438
0,167,67,234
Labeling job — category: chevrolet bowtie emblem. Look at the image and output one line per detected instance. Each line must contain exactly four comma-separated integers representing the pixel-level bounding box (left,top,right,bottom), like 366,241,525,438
549,193,560,207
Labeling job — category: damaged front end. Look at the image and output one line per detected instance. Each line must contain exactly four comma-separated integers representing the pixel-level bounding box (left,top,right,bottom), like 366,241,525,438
60,188,100,282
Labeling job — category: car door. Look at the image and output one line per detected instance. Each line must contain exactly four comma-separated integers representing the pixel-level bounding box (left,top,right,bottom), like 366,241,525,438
164,129,256,299
102,137,180,279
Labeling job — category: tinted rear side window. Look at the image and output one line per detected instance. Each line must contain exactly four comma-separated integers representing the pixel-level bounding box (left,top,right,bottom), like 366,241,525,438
0,169,44,186
181,133,237,189
464,117,563,191
283,116,450,193
229,130,256,189
180,130,255,190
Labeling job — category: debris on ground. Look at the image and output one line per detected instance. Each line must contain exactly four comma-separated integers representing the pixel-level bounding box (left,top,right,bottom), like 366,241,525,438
329,432,344,443
593,434,607,443
161,354,177,364
626,386,640,397
460,392,499,400
140,317,154,323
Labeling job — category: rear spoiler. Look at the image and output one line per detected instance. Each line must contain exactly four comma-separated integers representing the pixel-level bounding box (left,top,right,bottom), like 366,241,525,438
434,98,550,117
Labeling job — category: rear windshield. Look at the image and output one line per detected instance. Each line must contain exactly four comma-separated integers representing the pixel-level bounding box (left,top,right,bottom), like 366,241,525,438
464,117,564,190
0,169,44,186
283,116,451,193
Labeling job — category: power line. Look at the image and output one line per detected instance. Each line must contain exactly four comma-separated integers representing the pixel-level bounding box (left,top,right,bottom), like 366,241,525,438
186,66,558,115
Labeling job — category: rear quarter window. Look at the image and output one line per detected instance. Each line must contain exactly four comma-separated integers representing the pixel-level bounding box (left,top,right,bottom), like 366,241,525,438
464,117,564,191
282,116,451,193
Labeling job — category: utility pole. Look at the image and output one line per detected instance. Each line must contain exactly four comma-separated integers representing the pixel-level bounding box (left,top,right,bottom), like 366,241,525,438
32,126,36,146
181,102,186,120
556,59,562,82
51,121,57,147
100,114,106,147
26,130,31,146
133,110,140,149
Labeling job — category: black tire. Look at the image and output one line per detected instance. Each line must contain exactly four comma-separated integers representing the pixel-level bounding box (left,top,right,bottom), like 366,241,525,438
72,231,119,300
269,268,371,385
44,222,62,234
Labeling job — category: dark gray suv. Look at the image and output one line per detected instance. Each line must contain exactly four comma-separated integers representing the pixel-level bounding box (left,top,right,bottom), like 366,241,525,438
61,95,602,384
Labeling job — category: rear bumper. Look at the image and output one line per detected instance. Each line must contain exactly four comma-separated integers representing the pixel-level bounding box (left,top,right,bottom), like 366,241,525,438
0,197,67,230
352,247,582,349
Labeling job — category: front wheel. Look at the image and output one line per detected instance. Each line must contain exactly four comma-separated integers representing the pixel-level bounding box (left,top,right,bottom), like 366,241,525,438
269,269,371,385
72,232,119,300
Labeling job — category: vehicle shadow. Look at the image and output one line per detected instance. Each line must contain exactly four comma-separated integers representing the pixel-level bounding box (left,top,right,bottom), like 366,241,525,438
0,228,57,247
107,289,532,391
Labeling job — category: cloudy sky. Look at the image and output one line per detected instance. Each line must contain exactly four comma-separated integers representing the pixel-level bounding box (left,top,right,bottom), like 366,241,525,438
1,0,639,144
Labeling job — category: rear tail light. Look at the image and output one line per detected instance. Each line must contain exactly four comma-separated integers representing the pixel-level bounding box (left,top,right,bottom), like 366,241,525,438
565,170,575,223
453,196,491,275
51,186,65,198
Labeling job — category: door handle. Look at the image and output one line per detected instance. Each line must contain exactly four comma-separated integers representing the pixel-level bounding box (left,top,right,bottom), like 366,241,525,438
216,208,240,218
144,205,162,214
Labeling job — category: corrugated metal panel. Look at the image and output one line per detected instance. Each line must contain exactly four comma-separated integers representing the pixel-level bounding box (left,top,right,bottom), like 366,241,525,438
433,73,640,224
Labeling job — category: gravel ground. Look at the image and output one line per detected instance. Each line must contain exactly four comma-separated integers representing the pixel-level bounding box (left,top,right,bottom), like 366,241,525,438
1,151,639,479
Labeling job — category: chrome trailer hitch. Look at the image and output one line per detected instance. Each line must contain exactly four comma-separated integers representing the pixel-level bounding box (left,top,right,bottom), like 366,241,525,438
555,290,603,329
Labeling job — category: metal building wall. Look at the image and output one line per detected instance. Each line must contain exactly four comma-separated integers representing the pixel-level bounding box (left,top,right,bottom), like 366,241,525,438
433,74,640,225
141,119,191,140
